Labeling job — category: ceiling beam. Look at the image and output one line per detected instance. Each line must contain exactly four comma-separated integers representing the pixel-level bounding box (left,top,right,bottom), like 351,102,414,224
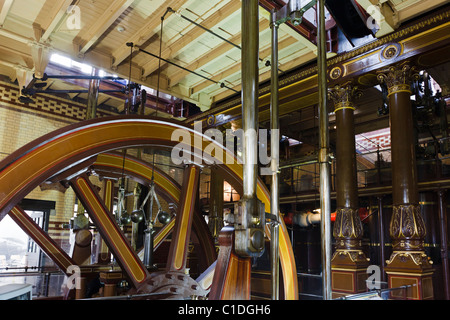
259,8,318,52
77,0,135,55
169,18,270,86
259,0,315,41
354,0,397,37
140,0,242,78
40,0,74,42
211,49,317,103
396,0,448,22
111,0,187,69
191,33,300,96
0,0,13,27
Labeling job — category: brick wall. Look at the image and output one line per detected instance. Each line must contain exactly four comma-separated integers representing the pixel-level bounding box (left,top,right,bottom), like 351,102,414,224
0,80,192,264
0,80,116,256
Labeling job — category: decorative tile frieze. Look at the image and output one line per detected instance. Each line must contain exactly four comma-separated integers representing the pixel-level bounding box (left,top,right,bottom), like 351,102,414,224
0,80,117,122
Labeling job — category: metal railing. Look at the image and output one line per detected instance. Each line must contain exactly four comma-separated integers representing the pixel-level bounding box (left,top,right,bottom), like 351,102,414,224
280,135,450,196
0,267,65,298
335,284,417,300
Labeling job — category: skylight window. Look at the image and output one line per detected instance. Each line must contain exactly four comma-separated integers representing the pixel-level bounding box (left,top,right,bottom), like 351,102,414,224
50,53,93,74
49,53,72,67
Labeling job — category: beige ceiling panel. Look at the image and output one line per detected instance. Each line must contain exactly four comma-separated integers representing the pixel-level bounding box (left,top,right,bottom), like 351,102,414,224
110,0,188,68
8,0,44,22
140,0,241,78
0,0,14,26
77,0,136,54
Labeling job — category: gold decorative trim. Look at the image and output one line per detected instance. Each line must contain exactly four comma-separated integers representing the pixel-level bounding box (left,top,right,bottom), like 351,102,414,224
332,249,369,264
331,271,355,292
334,105,356,113
330,66,343,80
386,250,433,267
389,276,419,299
192,9,450,123
389,203,426,251
381,43,403,60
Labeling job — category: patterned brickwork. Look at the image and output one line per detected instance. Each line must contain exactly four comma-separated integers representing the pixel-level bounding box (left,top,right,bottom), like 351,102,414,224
355,128,391,152
0,81,118,259
0,80,117,122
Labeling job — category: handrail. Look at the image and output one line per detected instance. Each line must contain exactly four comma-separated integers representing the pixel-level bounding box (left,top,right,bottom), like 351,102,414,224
335,284,416,300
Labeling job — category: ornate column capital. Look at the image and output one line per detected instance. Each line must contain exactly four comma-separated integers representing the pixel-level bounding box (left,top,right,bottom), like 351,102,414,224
377,61,420,96
328,82,362,113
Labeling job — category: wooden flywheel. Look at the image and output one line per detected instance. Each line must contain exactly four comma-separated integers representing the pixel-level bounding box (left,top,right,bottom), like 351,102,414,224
0,115,298,300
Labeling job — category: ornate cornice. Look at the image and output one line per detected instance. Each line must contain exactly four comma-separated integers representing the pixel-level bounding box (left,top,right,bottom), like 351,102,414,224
194,7,450,123
327,9,449,69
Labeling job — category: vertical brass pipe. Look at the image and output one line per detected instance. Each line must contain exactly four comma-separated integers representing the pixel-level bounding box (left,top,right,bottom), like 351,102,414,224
317,0,332,300
270,9,280,300
377,195,386,283
438,190,450,299
86,68,100,120
209,171,224,239
241,0,259,200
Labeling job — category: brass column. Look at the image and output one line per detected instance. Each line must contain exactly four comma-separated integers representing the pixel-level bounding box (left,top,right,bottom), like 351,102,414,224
317,0,332,300
329,82,369,298
377,61,434,300
438,190,450,299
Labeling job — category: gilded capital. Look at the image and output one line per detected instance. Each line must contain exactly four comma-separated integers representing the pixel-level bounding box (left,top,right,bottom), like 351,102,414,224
328,82,362,113
377,61,420,96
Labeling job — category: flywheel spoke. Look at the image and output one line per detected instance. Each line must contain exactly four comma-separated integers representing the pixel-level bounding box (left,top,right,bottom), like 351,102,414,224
9,205,75,274
70,174,149,289
165,165,200,273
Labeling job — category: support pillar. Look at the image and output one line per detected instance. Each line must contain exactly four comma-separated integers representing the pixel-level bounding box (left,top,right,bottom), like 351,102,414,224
270,9,280,301
329,82,369,299
99,271,124,297
235,0,265,260
438,190,450,300
85,68,100,120
75,277,87,300
97,179,114,264
377,195,387,283
317,0,332,300
208,169,224,239
377,61,434,300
